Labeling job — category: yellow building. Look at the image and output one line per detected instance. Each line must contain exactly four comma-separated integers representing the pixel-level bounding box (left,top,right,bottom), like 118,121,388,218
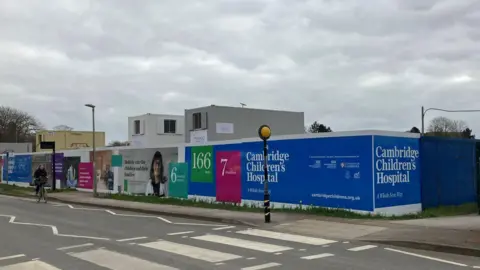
35,130,106,152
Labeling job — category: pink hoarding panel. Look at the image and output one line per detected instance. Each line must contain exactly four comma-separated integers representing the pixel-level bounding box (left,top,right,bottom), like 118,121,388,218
215,151,241,203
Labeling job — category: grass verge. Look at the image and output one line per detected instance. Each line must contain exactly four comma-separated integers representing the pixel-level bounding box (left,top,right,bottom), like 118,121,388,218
0,183,77,196
107,193,478,220
0,183,476,220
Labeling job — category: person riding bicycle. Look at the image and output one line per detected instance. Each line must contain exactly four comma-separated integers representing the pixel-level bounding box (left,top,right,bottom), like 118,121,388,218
33,164,48,195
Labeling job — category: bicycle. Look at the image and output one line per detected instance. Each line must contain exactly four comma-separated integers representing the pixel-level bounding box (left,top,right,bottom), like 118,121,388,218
35,177,48,203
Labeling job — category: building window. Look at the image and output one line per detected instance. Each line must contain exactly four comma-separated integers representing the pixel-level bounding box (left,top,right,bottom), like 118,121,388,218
164,119,176,134
193,113,202,129
134,120,141,134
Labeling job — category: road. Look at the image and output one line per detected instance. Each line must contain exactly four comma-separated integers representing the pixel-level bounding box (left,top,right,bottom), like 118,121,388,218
0,195,479,270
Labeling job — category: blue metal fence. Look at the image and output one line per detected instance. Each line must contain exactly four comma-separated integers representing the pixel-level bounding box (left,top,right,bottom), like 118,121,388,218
420,136,477,208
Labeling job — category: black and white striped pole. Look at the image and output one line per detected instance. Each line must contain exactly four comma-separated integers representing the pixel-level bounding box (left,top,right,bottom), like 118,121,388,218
258,125,272,223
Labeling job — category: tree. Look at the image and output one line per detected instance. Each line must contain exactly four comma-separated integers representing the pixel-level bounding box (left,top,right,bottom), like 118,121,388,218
461,128,475,139
307,121,332,133
108,141,130,147
0,106,43,143
426,116,475,138
408,126,420,133
53,125,73,131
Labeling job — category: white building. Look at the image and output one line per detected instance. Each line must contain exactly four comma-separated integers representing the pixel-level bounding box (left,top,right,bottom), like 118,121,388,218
128,113,184,147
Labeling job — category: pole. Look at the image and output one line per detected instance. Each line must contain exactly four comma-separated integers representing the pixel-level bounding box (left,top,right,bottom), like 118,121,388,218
92,107,97,197
263,139,270,223
5,152,9,185
421,106,425,135
52,145,56,191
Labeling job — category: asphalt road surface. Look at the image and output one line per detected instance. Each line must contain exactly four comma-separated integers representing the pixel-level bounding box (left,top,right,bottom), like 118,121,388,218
0,195,479,270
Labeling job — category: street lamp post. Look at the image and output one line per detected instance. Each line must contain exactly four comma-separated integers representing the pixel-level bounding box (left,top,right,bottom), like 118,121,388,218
421,106,480,135
258,125,272,223
85,104,97,197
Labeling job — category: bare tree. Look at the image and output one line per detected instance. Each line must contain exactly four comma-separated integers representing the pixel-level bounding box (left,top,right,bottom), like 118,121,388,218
427,116,469,137
53,125,74,131
0,106,44,143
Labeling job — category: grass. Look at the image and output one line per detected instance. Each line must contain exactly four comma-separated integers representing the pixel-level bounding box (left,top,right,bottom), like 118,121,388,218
0,183,77,196
0,183,477,220
107,193,479,220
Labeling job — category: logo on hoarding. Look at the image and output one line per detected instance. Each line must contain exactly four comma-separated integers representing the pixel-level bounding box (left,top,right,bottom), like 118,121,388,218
324,160,337,169
375,146,419,186
309,160,321,169
341,162,360,168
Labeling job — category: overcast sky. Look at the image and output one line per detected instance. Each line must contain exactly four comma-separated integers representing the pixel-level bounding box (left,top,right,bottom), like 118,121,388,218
1,0,479,143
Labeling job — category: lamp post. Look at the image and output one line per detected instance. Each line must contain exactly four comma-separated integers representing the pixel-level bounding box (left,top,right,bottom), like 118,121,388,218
421,106,480,135
85,104,97,197
258,125,272,223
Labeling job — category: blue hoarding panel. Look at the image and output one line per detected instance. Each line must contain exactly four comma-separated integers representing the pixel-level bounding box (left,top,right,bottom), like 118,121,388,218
216,135,374,211
420,137,476,208
373,136,421,208
8,155,32,183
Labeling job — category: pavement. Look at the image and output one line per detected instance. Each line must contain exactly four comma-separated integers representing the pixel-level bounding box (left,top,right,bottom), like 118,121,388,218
0,195,479,270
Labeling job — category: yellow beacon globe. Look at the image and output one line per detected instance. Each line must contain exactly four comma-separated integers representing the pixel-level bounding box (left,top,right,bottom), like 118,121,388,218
260,126,271,140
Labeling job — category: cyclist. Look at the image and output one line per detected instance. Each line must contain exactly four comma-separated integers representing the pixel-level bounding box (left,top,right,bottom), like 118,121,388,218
33,164,48,195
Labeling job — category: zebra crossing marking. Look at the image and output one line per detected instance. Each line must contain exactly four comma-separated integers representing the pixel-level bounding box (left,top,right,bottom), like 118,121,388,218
139,240,242,263
191,234,293,253
1,260,62,270
348,245,377,252
236,229,337,245
68,248,178,269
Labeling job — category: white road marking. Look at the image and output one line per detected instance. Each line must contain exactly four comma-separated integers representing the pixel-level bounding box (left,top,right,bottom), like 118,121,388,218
173,222,223,227
0,254,25,261
343,241,349,244
45,202,227,227
182,236,188,238
215,263,224,265
157,217,173,224
473,266,480,269
117,236,148,242
167,231,194,236
247,257,256,260
212,226,236,230
69,248,178,269
322,245,330,247
385,248,468,267
57,243,94,250
348,245,377,251
0,215,110,241
236,229,337,245
301,253,334,260
299,249,306,251
274,253,282,255
139,240,242,263
1,260,62,270
241,262,282,270
192,234,293,253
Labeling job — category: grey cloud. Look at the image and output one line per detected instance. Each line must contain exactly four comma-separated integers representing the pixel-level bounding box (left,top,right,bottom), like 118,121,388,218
1,0,479,142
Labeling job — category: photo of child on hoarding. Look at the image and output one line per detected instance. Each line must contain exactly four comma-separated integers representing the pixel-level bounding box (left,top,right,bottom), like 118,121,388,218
150,151,167,197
